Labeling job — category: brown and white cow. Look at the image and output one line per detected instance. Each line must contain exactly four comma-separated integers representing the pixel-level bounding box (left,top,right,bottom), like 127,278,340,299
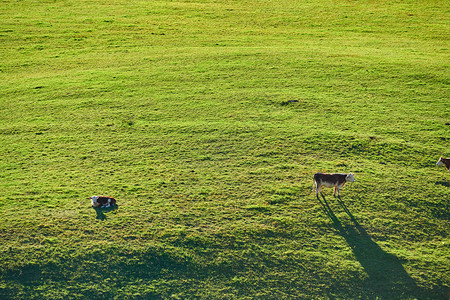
313,173,355,198
90,195,117,208
436,157,450,171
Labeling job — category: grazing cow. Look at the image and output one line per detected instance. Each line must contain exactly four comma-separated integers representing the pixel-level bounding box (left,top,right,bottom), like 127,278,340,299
436,157,450,171
313,173,355,198
90,195,117,208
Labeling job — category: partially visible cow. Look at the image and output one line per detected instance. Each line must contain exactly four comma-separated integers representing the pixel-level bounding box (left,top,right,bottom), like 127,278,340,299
90,195,117,208
436,157,450,171
313,173,355,198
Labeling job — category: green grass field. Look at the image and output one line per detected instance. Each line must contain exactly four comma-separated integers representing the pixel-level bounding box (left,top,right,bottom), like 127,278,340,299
1,0,449,298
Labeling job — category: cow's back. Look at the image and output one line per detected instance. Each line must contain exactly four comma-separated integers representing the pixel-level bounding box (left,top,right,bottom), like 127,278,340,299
97,196,116,205
314,173,347,185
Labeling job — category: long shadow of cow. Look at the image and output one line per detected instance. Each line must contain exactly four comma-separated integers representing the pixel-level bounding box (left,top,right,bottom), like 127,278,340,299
317,194,429,299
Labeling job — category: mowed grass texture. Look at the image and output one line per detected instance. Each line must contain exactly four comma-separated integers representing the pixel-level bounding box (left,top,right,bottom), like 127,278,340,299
0,0,449,298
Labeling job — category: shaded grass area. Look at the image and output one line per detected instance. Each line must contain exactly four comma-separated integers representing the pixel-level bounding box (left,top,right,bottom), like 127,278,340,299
1,0,449,299
1,199,447,299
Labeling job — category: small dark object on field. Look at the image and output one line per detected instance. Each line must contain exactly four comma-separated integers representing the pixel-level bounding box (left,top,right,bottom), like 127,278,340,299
89,195,117,208
436,157,450,171
280,100,299,106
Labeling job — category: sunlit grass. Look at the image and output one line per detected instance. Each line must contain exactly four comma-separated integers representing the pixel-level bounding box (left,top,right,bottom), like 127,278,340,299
0,0,448,298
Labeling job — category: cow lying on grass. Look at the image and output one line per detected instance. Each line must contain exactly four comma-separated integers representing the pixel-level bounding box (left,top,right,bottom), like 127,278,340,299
436,157,450,171
90,195,117,208
313,173,355,199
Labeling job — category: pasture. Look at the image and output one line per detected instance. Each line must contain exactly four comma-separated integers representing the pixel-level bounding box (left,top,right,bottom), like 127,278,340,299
0,0,449,298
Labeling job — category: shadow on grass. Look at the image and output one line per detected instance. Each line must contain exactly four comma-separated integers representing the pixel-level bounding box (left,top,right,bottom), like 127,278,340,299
93,205,118,221
435,181,449,187
317,194,429,299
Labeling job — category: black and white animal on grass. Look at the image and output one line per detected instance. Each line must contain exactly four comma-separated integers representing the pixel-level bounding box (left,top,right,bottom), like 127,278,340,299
313,173,355,199
90,195,117,208
436,157,450,171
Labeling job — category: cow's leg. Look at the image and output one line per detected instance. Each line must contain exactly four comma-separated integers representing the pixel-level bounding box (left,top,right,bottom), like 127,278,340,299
333,186,337,197
317,185,322,199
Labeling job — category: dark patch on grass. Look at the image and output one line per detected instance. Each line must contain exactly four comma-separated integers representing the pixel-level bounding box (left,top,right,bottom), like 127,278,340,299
93,205,118,221
280,100,299,106
435,181,449,188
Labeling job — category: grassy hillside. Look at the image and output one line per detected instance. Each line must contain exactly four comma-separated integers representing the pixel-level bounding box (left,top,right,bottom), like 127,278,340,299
0,0,448,298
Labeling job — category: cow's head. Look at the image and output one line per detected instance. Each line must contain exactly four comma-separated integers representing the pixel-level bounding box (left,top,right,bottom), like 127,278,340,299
436,157,444,166
89,196,99,206
346,173,355,182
